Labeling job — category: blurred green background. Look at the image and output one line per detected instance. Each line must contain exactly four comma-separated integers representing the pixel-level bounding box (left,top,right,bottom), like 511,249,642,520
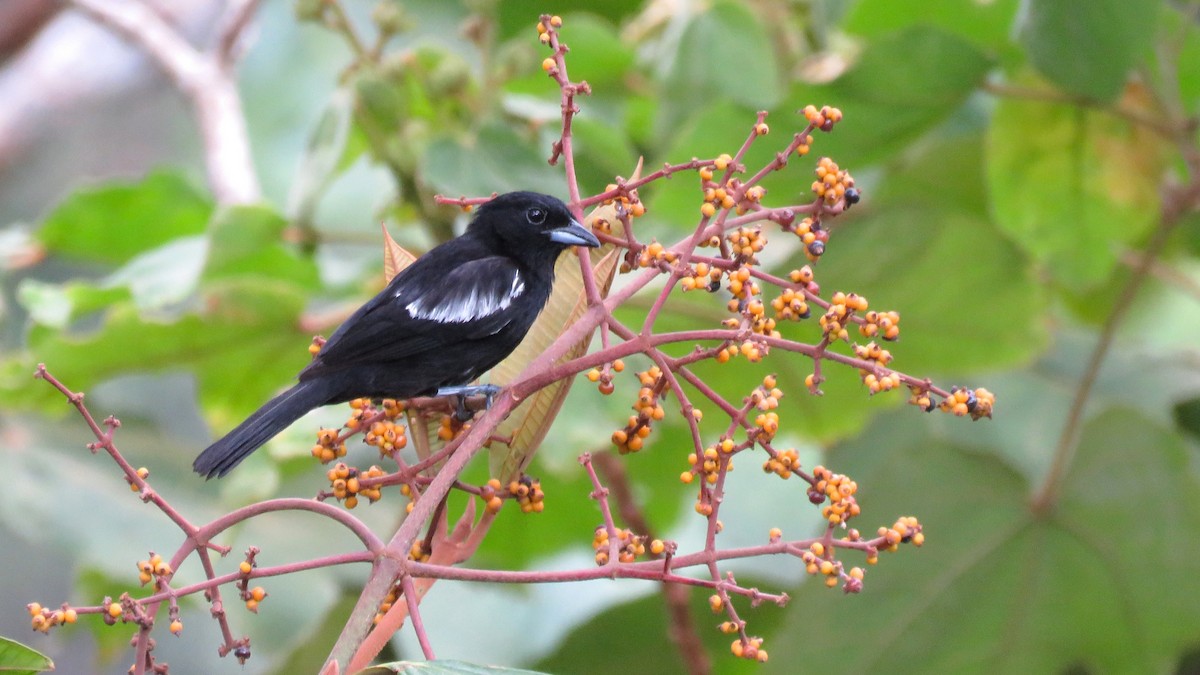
1,0,1198,673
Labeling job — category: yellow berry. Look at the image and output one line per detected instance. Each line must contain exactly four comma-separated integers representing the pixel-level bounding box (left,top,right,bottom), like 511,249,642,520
708,594,723,612
541,57,556,72
108,603,123,618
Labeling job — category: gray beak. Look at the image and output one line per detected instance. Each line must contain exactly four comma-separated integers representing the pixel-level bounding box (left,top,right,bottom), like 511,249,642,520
547,218,600,248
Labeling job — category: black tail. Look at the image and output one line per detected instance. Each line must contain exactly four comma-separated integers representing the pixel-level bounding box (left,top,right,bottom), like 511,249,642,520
193,380,331,479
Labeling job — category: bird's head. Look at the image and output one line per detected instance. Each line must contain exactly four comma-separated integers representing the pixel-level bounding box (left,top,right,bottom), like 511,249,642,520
470,191,600,268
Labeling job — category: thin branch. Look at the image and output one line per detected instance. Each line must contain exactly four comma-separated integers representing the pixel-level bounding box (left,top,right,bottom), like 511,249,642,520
66,0,261,204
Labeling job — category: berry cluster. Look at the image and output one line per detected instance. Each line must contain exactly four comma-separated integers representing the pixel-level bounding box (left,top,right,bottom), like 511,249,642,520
806,465,861,526
364,418,408,458
802,104,844,132
679,261,722,292
437,415,470,441
811,156,857,208
136,552,173,586
610,366,664,454
939,386,995,420
242,585,268,614
819,291,871,342
799,541,865,590
853,342,900,394
325,462,385,509
727,226,766,263
761,447,800,479
585,358,624,395
730,635,768,662
127,466,150,492
311,427,348,464
27,602,77,634
507,475,546,514
791,216,829,262
682,438,738,491
878,516,925,552
592,526,646,565
635,240,677,269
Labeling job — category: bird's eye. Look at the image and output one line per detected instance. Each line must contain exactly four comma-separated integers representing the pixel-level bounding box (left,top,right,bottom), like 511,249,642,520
526,207,546,225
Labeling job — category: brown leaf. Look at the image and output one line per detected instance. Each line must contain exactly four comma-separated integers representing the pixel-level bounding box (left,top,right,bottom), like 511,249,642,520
381,223,418,283
487,160,642,481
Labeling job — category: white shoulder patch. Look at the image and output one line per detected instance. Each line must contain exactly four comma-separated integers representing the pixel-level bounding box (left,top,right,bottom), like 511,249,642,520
405,271,525,323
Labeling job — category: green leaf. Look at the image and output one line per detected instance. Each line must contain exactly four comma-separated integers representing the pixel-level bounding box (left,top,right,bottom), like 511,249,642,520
0,636,53,674
550,14,633,90
2,281,311,419
844,0,1019,53
288,87,361,220
769,404,1200,674
986,75,1170,289
421,124,563,198
567,119,639,195
18,236,208,329
660,1,782,133
1175,396,1200,442
817,134,1048,374
203,205,320,290
37,170,213,265
1017,0,1159,102
535,573,788,675
789,25,993,167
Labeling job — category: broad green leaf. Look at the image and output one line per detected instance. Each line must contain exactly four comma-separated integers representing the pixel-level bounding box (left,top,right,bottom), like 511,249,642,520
567,118,639,196
844,0,1019,53
535,578,785,675
17,236,208,329
2,281,311,418
355,69,408,136
203,205,320,290
660,0,782,134
288,87,360,220
788,25,993,167
648,101,787,232
986,76,1170,289
0,636,53,674
923,329,1200,483
549,14,633,90
495,2,644,42
421,124,563,198
37,170,212,265
768,405,1200,674
1017,0,1159,102
16,279,128,329
818,134,1048,374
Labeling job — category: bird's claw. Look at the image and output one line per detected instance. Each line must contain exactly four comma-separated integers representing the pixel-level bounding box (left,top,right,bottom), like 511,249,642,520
436,384,501,421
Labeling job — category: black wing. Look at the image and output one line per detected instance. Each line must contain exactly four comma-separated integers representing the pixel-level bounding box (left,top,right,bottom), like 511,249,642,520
302,241,526,377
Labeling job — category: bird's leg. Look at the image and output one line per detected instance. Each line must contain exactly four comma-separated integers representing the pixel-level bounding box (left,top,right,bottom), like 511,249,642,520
436,384,502,421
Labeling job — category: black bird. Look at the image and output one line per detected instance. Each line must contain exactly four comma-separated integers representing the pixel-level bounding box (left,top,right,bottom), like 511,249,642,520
193,191,599,478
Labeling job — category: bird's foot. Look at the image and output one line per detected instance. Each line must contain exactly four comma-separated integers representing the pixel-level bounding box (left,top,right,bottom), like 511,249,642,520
437,384,501,421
